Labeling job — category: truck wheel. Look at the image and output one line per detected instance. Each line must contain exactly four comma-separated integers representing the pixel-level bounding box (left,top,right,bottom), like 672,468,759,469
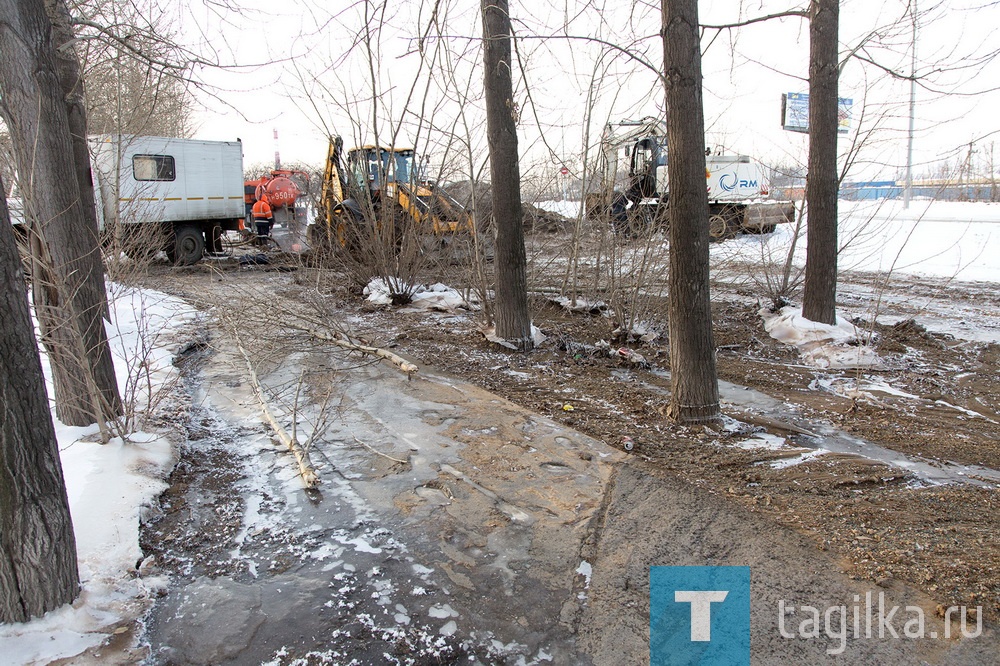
169,224,205,265
709,205,742,241
708,213,731,241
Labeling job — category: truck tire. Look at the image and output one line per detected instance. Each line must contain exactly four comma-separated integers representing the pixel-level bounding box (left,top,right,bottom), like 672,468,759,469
708,213,732,241
169,224,205,265
708,205,741,241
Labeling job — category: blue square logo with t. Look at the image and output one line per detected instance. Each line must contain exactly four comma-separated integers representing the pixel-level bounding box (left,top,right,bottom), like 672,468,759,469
650,566,750,665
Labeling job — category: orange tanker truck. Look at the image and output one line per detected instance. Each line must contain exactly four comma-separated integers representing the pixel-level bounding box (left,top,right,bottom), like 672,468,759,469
244,169,311,231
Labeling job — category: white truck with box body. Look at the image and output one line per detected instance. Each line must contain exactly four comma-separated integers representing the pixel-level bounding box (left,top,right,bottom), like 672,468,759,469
90,135,245,264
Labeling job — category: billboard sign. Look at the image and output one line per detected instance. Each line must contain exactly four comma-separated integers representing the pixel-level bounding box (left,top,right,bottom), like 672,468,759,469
782,92,853,134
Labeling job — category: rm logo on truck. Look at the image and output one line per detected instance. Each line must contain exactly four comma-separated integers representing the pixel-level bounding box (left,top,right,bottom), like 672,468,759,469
719,173,757,192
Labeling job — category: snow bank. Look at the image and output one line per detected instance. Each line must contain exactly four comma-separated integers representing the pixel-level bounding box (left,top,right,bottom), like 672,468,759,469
536,200,583,219
761,305,881,369
0,286,197,664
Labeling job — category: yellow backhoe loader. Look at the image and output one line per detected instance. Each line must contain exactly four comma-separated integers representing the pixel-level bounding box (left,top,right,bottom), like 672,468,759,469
308,136,475,252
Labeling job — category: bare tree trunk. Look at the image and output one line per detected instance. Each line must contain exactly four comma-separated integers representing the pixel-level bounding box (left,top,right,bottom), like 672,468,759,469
802,0,839,325
0,0,122,427
662,0,720,424
45,0,101,247
0,174,80,624
481,0,532,351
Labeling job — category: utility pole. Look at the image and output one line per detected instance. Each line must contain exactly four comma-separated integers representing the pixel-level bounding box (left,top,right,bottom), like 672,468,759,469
903,0,917,209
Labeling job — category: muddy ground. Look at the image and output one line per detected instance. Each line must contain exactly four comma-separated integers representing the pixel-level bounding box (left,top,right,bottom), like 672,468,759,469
134,226,1000,661
361,291,1000,621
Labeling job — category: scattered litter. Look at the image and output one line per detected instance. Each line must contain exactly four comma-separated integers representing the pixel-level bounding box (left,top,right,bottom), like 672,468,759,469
483,325,547,349
616,347,649,368
612,320,661,343
590,339,652,368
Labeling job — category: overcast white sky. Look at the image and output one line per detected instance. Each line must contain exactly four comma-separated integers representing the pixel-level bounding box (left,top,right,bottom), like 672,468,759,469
187,0,1000,184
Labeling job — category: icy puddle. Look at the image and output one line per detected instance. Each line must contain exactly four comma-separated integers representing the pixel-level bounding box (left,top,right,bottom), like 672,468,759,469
633,369,1000,487
142,337,622,664
718,378,1000,486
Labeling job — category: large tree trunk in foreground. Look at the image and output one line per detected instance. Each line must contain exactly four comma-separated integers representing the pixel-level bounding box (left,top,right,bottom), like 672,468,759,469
0,0,122,427
802,0,840,325
0,174,80,624
481,0,533,351
662,0,721,424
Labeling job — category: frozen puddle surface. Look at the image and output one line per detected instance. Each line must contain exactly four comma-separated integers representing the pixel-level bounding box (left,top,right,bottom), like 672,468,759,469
633,371,1000,487
718,379,1000,486
142,337,622,664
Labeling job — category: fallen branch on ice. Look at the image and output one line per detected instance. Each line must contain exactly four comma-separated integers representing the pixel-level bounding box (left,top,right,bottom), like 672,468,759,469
286,322,418,377
231,331,320,488
352,435,409,464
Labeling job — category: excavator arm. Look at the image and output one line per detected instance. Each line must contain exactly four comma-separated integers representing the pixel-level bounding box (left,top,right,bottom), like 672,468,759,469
320,136,347,221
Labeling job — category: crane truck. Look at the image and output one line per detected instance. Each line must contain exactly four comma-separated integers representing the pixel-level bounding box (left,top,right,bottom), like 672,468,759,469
308,136,474,252
589,118,795,239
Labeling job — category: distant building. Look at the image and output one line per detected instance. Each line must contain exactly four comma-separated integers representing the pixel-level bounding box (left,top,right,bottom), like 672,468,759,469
840,179,999,202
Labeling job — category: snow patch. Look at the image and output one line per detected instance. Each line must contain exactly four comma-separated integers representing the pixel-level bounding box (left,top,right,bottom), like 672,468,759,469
549,295,610,316
0,286,195,665
364,279,475,312
770,449,830,469
576,561,593,588
483,324,548,349
734,433,788,451
428,603,459,619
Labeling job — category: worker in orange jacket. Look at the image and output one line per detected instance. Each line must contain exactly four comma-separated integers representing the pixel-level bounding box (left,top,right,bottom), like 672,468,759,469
251,195,273,245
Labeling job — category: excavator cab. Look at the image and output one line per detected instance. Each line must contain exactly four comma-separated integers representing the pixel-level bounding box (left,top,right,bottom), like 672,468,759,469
348,146,418,194
629,137,663,199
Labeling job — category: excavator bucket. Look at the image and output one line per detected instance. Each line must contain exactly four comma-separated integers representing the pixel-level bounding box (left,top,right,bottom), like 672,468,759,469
742,201,796,233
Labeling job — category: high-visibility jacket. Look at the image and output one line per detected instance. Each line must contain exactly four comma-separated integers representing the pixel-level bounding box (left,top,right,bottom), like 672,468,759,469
252,198,273,221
